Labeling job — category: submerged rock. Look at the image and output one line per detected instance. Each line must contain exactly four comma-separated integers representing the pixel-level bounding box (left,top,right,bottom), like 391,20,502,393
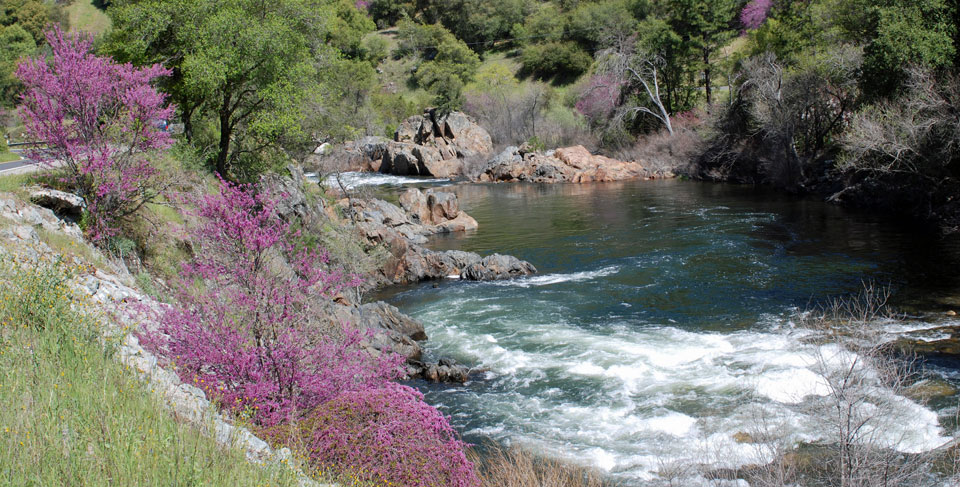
461,254,538,281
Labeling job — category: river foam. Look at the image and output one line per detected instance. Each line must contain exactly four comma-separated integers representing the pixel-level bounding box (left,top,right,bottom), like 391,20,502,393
410,280,950,484
307,171,450,189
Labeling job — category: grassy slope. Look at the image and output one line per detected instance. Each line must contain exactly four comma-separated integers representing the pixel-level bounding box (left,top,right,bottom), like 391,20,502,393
67,0,112,35
0,257,300,486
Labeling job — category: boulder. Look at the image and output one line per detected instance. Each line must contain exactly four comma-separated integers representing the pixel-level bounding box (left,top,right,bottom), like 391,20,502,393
427,191,460,222
399,188,431,223
258,165,309,220
29,188,84,217
382,141,421,175
477,144,654,184
358,301,427,341
377,110,493,178
423,250,482,277
461,254,537,281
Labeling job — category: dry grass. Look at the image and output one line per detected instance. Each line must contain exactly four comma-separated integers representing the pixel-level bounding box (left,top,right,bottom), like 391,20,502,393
610,121,706,177
471,444,607,487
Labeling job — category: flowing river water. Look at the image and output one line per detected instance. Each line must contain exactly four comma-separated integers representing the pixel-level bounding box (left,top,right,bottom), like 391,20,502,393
362,176,960,484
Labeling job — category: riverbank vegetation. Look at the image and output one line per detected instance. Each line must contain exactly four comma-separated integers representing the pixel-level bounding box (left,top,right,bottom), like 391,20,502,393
0,257,302,485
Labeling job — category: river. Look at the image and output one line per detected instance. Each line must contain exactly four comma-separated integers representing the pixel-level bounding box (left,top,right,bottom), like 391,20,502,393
367,177,960,484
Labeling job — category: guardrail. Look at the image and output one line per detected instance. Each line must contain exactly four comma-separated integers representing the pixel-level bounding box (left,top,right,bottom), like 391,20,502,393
8,141,44,148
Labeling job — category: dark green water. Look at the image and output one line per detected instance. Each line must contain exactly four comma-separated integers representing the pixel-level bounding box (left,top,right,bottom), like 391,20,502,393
375,179,960,484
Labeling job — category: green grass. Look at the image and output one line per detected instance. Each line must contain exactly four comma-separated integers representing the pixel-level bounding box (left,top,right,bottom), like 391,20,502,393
67,0,112,35
0,257,301,486
0,152,20,163
0,172,37,198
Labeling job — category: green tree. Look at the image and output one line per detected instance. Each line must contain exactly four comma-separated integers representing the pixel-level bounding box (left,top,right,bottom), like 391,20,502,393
861,0,956,98
1,0,68,44
568,0,639,51
636,17,698,114
0,24,37,106
107,0,350,178
414,35,480,111
656,0,738,105
326,0,377,59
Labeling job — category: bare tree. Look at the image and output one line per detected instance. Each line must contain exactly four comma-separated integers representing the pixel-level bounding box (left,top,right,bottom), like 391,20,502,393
841,66,960,179
597,46,675,136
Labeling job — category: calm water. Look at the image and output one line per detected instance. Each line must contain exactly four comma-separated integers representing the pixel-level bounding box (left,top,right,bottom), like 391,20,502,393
373,179,960,484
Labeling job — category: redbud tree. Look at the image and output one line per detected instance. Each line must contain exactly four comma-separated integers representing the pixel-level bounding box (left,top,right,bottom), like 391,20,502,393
17,26,173,242
740,0,773,31
142,177,398,426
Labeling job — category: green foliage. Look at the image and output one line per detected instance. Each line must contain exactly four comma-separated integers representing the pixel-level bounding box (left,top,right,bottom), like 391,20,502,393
568,0,638,51
368,0,415,29
399,21,479,111
326,0,377,59
519,41,592,81
360,34,390,66
0,257,300,486
106,0,373,179
512,3,565,44
861,0,956,98
653,0,739,105
0,11,40,106
0,0,69,45
635,17,699,113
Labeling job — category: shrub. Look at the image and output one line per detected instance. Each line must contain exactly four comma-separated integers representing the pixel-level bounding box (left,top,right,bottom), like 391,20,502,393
471,445,602,487
300,383,479,487
519,42,593,81
16,26,173,243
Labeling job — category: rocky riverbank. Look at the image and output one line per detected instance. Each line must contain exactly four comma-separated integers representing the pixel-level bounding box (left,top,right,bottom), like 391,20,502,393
335,110,673,184
259,165,538,381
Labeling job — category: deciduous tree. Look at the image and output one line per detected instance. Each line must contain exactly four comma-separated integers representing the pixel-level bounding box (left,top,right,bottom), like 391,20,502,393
17,26,173,242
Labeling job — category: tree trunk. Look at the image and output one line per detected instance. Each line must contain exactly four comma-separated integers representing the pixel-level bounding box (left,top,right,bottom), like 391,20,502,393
215,94,233,177
704,50,712,105
216,118,232,176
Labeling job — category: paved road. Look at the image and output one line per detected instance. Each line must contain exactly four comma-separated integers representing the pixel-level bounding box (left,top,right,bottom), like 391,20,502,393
0,150,40,175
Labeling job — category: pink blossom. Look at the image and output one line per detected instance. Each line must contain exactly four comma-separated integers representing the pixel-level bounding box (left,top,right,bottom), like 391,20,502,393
741,0,773,31
304,383,479,487
575,74,623,121
16,26,173,242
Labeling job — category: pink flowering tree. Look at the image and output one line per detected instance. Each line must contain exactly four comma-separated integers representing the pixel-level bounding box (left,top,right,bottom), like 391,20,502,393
142,178,478,482
17,27,174,242
741,0,773,31
142,177,398,426
575,73,624,123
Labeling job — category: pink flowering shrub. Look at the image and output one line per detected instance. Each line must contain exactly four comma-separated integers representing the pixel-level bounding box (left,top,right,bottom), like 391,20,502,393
16,26,173,242
143,178,477,482
740,0,773,31
142,177,400,426
302,382,479,487
575,74,623,122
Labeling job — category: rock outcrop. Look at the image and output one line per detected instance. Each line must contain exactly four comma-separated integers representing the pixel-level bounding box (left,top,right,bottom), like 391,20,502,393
29,187,85,218
461,254,538,281
341,193,535,285
346,110,493,178
348,190,478,246
478,144,672,183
